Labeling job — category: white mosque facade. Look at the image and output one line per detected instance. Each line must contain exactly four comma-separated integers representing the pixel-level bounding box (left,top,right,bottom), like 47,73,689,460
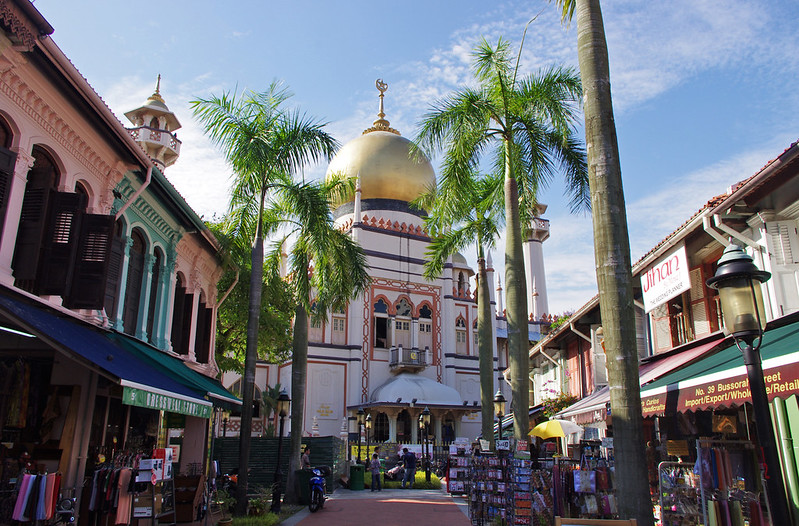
221,84,552,444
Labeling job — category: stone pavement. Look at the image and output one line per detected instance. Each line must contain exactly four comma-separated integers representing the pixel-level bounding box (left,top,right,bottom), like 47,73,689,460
281,488,471,526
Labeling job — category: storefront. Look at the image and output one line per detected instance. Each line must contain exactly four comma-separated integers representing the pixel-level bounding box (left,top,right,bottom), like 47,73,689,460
0,289,238,525
640,316,799,524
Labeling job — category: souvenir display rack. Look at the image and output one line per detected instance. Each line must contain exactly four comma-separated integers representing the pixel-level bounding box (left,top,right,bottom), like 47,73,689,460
468,452,511,525
509,458,554,526
658,461,700,525
448,453,471,494
696,438,767,526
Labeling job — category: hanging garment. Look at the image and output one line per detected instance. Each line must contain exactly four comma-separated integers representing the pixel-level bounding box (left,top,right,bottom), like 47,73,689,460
707,500,719,526
12,474,33,521
115,469,133,525
729,500,744,526
22,474,41,521
89,469,100,511
36,473,47,520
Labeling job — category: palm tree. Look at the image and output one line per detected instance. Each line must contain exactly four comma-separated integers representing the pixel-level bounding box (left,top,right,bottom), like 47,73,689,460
550,2,653,523
191,83,337,515
415,38,588,442
417,172,504,444
262,174,370,503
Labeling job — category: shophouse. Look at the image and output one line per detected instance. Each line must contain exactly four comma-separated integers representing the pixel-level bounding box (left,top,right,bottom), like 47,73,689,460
0,1,237,523
538,139,799,518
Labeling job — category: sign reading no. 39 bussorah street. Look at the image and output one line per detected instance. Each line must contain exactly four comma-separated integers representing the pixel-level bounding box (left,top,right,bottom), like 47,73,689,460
123,387,211,418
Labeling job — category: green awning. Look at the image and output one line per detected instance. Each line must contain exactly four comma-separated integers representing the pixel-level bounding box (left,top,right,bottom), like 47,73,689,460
641,320,799,417
107,333,241,409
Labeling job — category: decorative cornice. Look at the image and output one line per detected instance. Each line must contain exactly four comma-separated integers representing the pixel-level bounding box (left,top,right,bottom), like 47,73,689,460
0,68,114,180
0,1,38,51
115,178,180,242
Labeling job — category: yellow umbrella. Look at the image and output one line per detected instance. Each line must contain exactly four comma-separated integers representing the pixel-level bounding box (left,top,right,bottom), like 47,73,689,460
529,419,582,439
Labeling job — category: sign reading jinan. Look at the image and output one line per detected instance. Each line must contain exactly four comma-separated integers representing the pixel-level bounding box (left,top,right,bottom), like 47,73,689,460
123,387,212,418
641,244,691,312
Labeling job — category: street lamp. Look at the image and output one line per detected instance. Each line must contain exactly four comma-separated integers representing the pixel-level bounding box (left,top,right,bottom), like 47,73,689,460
494,389,506,442
419,406,431,482
270,389,291,513
357,408,365,464
347,416,357,463
365,414,372,460
706,244,789,524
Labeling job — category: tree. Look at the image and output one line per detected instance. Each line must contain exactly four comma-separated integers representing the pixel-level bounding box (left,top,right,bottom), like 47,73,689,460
415,38,588,442
262,174,370,503
550,1,654,523
417,172,504,445
208,220,294,373
192,83,337,515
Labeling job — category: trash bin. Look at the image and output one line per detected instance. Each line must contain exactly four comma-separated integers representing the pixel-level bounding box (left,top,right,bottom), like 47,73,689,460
349,464,365,491
296,469,313,504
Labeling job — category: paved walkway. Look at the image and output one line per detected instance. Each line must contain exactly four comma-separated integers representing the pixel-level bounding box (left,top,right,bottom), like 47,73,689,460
281,488,471,526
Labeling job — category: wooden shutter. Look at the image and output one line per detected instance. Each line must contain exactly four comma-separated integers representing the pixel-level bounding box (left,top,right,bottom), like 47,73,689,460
194,303,211,363
64,214,114,309
12,188,52,282
170,285,187,354
0,146,17,237
103,233,126,319
179,293,194,355
765,221,799,315
38,192,86,296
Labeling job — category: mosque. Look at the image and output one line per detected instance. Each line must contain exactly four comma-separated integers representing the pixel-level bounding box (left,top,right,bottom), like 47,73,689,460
222,81,553,444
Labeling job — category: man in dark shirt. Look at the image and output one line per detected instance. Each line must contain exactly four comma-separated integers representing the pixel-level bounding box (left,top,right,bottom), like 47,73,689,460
400,448,416,489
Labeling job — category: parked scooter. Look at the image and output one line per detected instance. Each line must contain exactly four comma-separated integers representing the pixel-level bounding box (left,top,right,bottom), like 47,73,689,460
308,466,330,513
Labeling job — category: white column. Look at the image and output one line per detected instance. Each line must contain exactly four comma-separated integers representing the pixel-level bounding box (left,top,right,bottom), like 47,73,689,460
136,253,154,340
0,149,33,285
411,318,419,349
160,255,178,351
186,281,201,361
112,237,133,331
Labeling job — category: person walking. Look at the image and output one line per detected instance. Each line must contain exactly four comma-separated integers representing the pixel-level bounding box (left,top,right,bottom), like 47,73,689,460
400,448,416,489
369,453,382,492
302,447,311,469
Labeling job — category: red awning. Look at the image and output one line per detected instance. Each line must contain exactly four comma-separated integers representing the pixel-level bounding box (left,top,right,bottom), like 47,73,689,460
557,336,726,424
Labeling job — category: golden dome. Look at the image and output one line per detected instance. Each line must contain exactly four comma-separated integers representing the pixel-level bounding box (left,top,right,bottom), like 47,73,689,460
326,79,435,208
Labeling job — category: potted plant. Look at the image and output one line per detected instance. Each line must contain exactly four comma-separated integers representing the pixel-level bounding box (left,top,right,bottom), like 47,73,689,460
213,489,236,526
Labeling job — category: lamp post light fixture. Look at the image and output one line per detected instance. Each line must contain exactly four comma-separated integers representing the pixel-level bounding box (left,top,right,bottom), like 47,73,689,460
494,389,506,443
270,389,291,514
365,413,372,460
357,408,365,464
419,406,431,482
706,244,789,525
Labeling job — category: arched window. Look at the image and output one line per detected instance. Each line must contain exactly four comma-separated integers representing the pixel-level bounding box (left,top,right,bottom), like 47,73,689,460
396,410,412,443
419,304,433,351
374,412,389,442
149,117,159,129
331,304,347,345
455,316,467,354
457,272,466,295
394,298,412,348
122,229,146,335
373,298,389,348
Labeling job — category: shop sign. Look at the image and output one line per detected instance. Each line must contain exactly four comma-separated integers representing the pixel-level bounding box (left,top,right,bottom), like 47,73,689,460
641,359,799,417
123,387,211,418
641,244,691,312
496,439,510,451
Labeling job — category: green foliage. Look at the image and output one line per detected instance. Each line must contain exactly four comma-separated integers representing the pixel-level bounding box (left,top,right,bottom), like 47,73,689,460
231,514,280,526
548,311,574,331
214,489,237,518
209,221,295,372
541,391,579,418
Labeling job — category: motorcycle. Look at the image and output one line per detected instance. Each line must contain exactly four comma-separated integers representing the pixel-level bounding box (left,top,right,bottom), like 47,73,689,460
308,466,330,513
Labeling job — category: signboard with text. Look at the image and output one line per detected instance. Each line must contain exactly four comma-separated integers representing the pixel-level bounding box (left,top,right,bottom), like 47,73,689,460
123,387,212,418
641,244,691,312
641,357,799,417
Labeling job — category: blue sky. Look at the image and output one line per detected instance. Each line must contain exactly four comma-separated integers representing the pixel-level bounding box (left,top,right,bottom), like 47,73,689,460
34,0,799,315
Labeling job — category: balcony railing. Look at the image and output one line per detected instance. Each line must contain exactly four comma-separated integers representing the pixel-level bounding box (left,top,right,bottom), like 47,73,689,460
128,126,182,156
389,345,428,371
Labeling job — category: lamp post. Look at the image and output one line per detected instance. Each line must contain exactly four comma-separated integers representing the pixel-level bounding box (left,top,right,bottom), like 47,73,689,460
270,389,291,513
347,416,357,463
357,408,365,464
494,389,506,443
706,244,790,524
365,414,372,460
420,406,431,482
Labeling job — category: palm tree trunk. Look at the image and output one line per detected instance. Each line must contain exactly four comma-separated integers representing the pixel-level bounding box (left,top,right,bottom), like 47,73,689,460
235,223,264,515
575,1,653,524
284,303,309,503
503,137,530,442
477,247,496,446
